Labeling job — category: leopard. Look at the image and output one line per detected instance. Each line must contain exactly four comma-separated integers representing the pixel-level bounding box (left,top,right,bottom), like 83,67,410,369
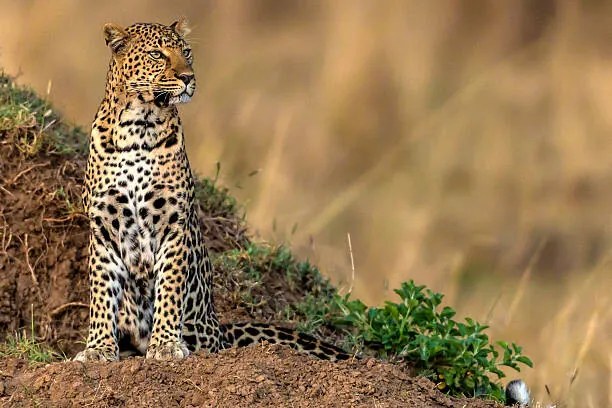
73,18,350,362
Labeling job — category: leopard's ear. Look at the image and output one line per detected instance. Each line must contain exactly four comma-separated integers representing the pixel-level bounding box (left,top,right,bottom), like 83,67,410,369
170,17,191,37
103,23,129,54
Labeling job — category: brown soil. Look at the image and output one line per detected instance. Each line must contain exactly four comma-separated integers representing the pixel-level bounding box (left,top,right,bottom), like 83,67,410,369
1,346,499,408
0,76,502,407
0,117,90,356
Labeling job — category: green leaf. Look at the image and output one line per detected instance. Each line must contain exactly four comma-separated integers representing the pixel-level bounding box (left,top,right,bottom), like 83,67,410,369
516,356,533,368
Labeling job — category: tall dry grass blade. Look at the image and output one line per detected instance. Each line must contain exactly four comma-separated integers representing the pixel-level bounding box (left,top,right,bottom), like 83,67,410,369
542,264,603,391
345,232,356,295
45,79,52,98
574,304,601,374
505,238,546,326
484,290,503,325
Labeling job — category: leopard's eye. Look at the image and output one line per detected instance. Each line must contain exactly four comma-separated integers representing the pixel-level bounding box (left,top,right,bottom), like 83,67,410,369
182,48,192,59
148,50,163,60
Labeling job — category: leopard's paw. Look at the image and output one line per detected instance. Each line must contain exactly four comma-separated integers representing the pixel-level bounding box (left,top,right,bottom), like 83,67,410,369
73,347,118,362
146,340,190,360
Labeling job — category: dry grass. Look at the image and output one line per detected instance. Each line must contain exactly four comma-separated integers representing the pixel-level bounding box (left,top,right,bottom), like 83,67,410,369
0,1,611,406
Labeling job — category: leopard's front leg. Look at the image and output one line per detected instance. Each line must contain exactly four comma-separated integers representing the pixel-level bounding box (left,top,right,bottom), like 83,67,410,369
146,231,190,360
74,225,125,362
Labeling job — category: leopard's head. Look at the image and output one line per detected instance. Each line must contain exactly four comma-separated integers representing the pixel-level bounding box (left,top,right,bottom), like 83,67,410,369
103,18,195,106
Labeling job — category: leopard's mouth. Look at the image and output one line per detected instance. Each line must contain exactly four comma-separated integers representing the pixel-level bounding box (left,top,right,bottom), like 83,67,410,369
152,79,195,106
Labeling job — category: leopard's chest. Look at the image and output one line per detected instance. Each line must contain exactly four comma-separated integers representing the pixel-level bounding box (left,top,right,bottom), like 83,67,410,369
87,137,193,279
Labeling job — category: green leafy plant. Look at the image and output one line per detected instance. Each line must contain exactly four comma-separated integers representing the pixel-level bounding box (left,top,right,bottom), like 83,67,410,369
330,280,533,401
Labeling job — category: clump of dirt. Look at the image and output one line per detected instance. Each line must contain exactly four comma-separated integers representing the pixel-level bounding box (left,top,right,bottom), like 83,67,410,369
0,73,504,407
1,346,500,408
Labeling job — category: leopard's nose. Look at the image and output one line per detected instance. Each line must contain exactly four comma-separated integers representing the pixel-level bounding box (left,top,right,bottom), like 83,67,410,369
177,73,194,85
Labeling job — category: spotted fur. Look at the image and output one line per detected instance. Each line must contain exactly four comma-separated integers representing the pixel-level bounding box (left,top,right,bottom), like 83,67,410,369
74,19,350,363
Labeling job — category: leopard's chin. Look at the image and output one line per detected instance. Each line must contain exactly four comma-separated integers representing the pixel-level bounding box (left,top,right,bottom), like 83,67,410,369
169,92,192,105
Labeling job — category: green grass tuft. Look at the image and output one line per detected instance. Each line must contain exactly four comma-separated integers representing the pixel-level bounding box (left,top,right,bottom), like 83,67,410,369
0,319,63,364
0,71,87,156
195,163,242,219
195,177,241,218
214,243,335,318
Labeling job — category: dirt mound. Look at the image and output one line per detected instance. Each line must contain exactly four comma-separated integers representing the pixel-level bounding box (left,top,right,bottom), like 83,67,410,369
0,74,504,407
1,346,499,408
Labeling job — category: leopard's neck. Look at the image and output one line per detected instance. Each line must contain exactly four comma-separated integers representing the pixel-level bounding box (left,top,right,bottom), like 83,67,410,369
91,92,184,153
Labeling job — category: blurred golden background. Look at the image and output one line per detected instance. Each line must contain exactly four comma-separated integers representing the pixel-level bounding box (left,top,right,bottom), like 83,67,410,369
1,1,610,406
